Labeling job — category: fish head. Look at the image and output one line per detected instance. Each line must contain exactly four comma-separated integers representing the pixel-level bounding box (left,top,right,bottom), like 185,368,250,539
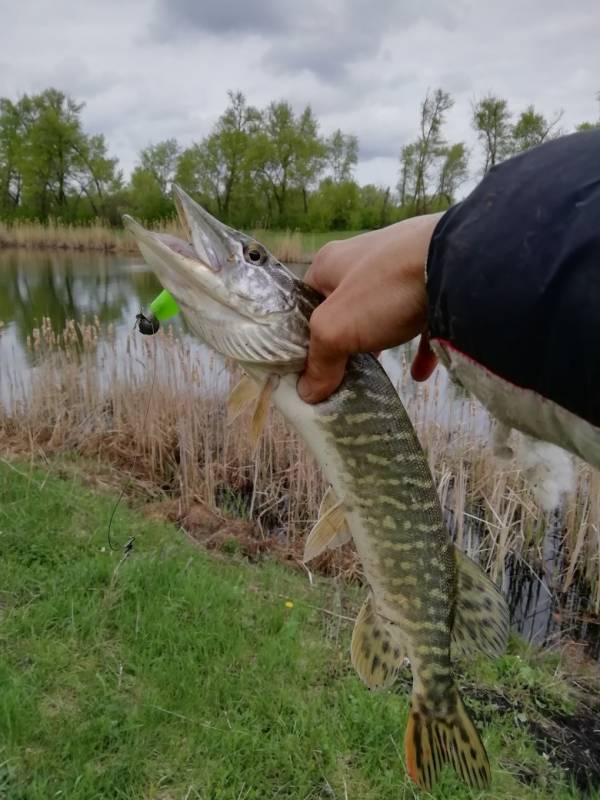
124,185,318,371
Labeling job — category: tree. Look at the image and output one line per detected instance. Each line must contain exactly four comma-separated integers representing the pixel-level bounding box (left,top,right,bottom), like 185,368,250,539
252,100,326,223
511,106,563,152
176,91,262,221
436,143,469,205
138,139,180,194
398,142,416,207
0,89,121,221
356,184,392,229
412,89,454,213
0,97,30,214
472,94,512,173
398,89,454,214
71,133,122,220
294,106,327,213
327,129,358,182
127,139,180,220
308,177,360,230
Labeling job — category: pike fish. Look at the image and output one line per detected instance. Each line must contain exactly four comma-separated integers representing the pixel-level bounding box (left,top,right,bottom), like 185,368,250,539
124,187,509,792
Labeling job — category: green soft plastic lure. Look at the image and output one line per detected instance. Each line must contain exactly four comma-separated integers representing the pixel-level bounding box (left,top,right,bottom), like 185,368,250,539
137,289,180,334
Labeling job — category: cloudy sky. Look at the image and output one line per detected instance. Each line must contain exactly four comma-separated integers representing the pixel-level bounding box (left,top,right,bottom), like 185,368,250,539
1,0,598,193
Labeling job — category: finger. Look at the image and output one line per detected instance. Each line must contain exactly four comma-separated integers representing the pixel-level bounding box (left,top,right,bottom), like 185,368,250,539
297,339,348,404
303,242,350,296
410,333,438,381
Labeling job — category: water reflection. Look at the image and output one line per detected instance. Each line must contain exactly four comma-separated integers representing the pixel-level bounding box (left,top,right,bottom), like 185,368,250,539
0,248,162,353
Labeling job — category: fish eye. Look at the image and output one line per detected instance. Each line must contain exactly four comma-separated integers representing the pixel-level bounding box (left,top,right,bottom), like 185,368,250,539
244,242,268,265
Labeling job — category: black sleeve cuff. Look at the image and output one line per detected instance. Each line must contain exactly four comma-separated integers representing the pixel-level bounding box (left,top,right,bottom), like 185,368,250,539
425,129,600,427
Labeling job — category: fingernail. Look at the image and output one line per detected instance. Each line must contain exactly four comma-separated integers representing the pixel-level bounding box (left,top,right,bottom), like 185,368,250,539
297,376,314,403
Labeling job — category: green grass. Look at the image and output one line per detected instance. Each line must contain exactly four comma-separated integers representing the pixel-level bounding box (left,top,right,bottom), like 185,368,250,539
0,459,590,799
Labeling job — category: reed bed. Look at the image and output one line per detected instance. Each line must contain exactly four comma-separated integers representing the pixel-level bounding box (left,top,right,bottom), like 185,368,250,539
2,317,599,652
0,219,316,262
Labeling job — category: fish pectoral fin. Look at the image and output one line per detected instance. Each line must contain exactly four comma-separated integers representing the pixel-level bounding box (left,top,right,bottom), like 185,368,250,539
405,688,490,791
303,500,351,562
227,374,261,421
250,376,278,449
350,594,405,690
451,545,510,659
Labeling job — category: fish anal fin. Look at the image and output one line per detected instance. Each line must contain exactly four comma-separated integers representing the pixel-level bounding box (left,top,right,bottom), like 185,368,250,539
303,501,350,562
350,595,405,690
318,485,338,518
452,546,510,659
227,374,260,421
405,690,490,791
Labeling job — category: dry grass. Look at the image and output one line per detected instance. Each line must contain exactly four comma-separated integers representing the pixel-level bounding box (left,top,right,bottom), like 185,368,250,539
2,317,600,641
0,218,130,251
0,219,316,261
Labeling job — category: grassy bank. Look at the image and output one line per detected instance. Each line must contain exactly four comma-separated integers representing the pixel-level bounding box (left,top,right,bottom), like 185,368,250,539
0,219,360,262
1,458,598,799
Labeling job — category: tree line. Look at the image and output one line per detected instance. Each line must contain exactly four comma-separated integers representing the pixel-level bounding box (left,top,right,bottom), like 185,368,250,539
0,87,598,231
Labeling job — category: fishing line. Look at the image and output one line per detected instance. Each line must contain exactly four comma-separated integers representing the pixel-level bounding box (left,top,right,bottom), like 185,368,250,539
106,314,158,552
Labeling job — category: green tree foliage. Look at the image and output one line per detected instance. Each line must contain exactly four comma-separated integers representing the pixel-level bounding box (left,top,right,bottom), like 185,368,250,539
511,106,563,152
1,86,598,232
176,91,261,222
0,97,28,215
327,129,358,182
398,143,416,206
0,89,121,221
251,101,326,224
399,89,465,214
472,94,513,173
127,138,180,220
413,89,454,213
436,143,469,204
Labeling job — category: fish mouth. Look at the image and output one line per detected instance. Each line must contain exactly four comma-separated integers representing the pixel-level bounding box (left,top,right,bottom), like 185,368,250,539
172,184,236,272
123,185,244,317
123,184,234,274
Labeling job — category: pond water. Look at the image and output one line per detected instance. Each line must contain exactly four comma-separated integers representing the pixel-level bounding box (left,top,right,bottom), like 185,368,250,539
1,248,598,658
0,248,427,407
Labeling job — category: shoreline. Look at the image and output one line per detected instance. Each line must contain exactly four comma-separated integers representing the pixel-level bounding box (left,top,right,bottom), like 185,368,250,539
0,218,332,264
0,236,314,263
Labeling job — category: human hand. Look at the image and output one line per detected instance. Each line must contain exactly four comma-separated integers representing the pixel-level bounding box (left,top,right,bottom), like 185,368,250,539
297,213,443,403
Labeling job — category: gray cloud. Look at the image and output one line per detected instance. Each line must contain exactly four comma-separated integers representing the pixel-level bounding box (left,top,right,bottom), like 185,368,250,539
152,0,461,81
0,0,598,191
151,0,287,37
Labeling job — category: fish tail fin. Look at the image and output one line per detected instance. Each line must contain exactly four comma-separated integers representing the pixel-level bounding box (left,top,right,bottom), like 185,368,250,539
404,688,490,791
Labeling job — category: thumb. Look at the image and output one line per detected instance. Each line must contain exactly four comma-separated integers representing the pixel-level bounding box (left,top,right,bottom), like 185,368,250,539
297,331,348,404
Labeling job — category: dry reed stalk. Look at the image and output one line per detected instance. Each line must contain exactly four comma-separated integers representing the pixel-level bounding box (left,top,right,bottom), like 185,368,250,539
1,317,600,630
0,219,315,262
251,229,311,264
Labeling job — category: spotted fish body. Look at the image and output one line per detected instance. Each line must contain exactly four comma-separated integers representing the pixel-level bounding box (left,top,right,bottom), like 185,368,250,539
271,341,507,791
124,187,509,792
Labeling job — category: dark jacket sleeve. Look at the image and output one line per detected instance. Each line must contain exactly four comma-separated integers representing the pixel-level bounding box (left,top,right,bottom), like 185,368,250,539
426,129,600,428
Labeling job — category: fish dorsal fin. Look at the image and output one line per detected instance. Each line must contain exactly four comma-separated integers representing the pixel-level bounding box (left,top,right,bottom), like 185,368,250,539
303,499,351,562
452,546,510,659
227,374,261,421
351,594,406,689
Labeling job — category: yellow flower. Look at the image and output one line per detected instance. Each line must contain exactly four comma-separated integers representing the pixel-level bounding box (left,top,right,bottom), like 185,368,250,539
284,600,294,609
